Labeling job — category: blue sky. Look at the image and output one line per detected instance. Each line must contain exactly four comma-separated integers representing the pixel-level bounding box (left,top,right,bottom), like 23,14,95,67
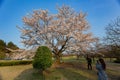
0,0,120,48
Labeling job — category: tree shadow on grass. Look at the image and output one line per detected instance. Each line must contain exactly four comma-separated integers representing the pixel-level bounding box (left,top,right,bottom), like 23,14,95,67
14,68,45,80
56,67,87,80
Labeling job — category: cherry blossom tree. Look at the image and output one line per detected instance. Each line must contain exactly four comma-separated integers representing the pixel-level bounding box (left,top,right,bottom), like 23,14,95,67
19,5,96,63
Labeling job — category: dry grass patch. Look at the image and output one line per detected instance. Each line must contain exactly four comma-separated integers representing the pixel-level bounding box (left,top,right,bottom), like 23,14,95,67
0,64,32,80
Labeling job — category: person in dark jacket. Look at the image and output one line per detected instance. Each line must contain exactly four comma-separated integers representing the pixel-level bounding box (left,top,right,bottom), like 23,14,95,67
86,56,92,70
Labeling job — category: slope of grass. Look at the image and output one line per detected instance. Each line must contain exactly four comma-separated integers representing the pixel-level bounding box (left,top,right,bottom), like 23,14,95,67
0,57,120,80
0,64,91,80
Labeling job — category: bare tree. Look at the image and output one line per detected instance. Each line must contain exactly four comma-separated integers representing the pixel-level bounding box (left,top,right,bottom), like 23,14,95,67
105,17,120,60
18,5,96,63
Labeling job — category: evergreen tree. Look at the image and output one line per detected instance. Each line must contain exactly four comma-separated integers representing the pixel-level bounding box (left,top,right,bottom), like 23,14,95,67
33,46,52,71
0,39,6,59
7,41,19,50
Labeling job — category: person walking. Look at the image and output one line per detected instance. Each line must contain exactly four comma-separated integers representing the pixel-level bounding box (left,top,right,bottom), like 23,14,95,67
86,56,92,70
96,58,108,80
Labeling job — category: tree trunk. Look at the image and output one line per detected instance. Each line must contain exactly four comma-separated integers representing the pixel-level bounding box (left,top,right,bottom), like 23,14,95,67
76,54,80,60
54,54,61,64
39,69,45,80
110,57,112,62
92,56,95,62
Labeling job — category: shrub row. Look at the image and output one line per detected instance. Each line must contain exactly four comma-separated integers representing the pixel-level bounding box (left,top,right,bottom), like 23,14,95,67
0,60,32,66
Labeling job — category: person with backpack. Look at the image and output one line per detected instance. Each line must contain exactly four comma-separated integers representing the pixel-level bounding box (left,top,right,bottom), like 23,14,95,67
96,58,108,80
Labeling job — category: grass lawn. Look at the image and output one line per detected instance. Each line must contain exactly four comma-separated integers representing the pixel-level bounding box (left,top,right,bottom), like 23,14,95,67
0,57,120,80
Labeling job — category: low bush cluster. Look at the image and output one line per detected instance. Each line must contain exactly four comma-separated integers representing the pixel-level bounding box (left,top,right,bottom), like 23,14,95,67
0,60,32,66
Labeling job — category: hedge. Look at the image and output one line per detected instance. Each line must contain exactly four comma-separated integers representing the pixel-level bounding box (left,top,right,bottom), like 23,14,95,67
0,60,32,66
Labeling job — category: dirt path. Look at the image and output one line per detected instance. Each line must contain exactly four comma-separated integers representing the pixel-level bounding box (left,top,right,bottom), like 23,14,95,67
107,63,120,70
106,63,120,80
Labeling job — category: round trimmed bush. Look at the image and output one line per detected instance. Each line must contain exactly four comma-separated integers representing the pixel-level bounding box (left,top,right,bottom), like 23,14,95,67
33,46,52,70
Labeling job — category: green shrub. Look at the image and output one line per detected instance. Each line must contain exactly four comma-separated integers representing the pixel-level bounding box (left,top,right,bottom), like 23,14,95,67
0,60,32,66
33,46,52,70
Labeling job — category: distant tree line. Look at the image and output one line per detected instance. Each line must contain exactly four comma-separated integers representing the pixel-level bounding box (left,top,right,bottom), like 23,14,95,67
88,17,120,62
0,39,19,59
104,17,120,61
